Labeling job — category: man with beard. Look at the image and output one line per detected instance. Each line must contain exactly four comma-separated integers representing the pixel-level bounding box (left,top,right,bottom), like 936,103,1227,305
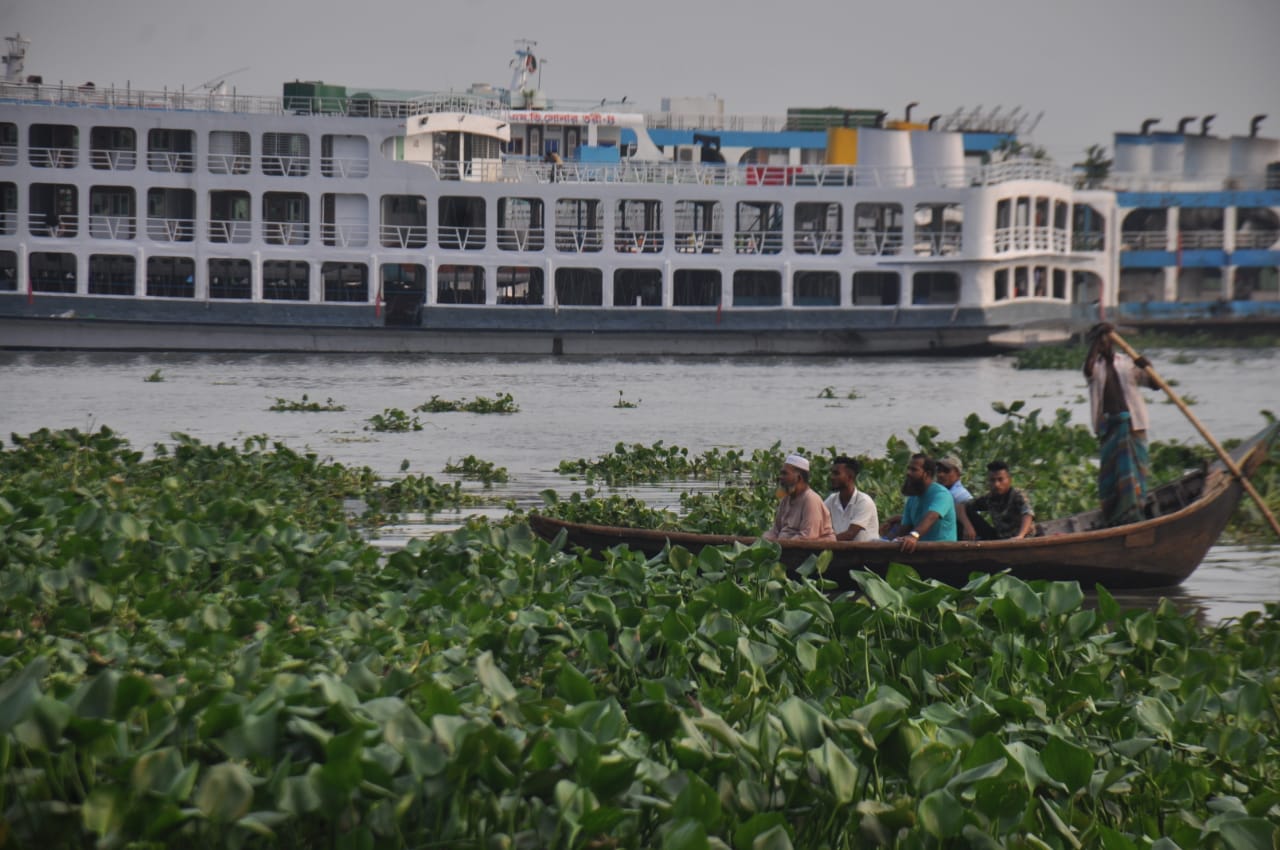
880,454,956,552
763,453,835,541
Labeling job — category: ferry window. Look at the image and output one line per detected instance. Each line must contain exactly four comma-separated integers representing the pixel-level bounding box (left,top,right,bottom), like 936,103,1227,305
210,191,252,244
30,252,78,293
1054,200,1068,230
209,258,252,300
0,123,16,166
1014,267,1028,297
794,202,842,255
147,189,197,243
852,271,900,306
1177,268,1223,302
1073,271,1103,304
28,183,78,238
554,199,603,253
0,182,17,235
263,192,310,246
321,194,369,248
1121,208,1168,250
554,268,603,306
381,263,427,326
911,271,960,305
262,132,310,177
89,254,136,296
733,271,782,307
438,265,486,304
0,250,16,291
89,126,136,171
1179,207,1225,250
673,269,722,306
793,271,840,306
616,200,663,253
321,134,369,178
734,201,782,255
674,200,723,254
1072,204,1106,251
29,124,78,168
262,259,310,301
89,186,136,240
381,194,427,249
147,129,195,174
322,262,369,302
614,269,662,307
913,203,963,256
994,268,1009,301
1053,268,1066,299
1033,265,1048,297
1236,207,1280,250
498,197,544,251
497,266,545,305
146,256,196,298
994,200,1011,253
853,202,904,256
209,130,250,175
440,196,486,250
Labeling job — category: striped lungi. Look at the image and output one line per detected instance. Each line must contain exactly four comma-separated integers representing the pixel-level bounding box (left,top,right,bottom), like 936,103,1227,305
1098,411,1149,527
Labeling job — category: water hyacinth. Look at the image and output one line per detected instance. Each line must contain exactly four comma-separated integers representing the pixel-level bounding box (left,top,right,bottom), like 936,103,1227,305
1,424,1278,848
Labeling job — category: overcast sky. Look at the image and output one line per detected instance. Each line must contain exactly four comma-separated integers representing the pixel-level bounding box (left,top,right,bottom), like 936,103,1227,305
5,0,1279,164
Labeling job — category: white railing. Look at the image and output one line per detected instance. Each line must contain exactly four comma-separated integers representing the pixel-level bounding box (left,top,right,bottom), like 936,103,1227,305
88,215,136,240
1121,231,1167,250
263,221,310,245
208,153,251,175
914,232,963,256
90,149,137,170
439,226,485,250
794,231,843,255
147,151,195,173
554,227,603,252
263,156,310,177
320,222,370,247
993,226,1070,253
673,231,723,254
614,229,663,253
853,230,904,255
496,227,545,251
1177,230,1225,249
0,144,16,165
1234,230,1279,250
29,146,77,168
27,213,78,237
1108,171,1280,192
321,157,371,178
733,231,783,255
209,220,253,243
0,210,16,234
147,217,196,242
379,223,428,249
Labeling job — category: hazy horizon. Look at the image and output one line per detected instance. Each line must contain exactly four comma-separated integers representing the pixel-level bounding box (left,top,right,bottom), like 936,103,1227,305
5,0,1279,165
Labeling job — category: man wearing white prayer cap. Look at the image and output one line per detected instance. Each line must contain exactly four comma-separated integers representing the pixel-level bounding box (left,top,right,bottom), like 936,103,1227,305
763,453,835,541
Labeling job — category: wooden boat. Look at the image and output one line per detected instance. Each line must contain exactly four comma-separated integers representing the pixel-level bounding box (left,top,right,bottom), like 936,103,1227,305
530,422,1278,590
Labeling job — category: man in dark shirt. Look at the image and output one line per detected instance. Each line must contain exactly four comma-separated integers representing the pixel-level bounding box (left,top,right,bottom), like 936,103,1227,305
958,460,1035,541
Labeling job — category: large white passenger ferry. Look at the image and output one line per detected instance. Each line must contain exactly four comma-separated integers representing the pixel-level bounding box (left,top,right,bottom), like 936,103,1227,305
0,35,1182,354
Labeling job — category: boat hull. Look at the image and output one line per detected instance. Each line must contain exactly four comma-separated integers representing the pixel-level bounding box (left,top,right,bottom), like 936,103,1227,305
529,424,1277,590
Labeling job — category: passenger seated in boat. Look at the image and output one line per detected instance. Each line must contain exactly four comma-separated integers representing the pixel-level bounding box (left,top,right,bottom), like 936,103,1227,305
763,453,835,541
879,454,957,552
957,460,1035,541
824,455,879,542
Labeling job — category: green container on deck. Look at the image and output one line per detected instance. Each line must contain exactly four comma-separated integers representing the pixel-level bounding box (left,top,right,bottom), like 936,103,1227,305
785,107,883,131
283,81,349,114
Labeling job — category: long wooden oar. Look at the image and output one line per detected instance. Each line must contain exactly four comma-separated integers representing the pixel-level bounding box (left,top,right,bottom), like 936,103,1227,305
1109,329,1280,538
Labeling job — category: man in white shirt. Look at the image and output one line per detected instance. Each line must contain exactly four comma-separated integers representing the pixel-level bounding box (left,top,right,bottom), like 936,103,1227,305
824,456,879,542
935,456,973,507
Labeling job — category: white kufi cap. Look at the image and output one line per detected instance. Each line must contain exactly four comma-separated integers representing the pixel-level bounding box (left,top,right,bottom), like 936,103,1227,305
784,453,809,471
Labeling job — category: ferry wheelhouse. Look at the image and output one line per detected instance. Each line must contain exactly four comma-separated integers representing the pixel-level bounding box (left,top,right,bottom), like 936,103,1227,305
0,37,1114,354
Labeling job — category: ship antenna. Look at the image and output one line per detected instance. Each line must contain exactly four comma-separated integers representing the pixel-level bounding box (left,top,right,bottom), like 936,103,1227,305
3,32,30,83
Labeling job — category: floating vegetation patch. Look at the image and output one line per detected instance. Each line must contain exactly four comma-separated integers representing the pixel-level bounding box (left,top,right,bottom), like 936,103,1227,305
556,440,761,486
443,454,509,487
268,394,347,412
366,407,423,432
614,390,640,409
143,368,165,382
415,393,520,414
818,386,860,400
1,425,1278,848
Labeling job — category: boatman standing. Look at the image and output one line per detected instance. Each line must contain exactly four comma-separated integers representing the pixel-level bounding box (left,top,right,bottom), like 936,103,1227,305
1083,322,1157,526
764,453,835,541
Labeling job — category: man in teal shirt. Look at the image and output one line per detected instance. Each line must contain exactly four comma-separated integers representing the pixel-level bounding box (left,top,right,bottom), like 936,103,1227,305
887,454,957,552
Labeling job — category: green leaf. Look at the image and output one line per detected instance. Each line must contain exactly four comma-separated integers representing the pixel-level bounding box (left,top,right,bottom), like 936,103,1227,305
919,788,964,838
195,762,256,823
0,657,47,733
810,739,859,805
734,813,788,850
82,786,126,837
1216,818,1277,850
477,651,518,703
663,818,710,850
557,663,597,705
1042,735,1094,793
775,697,825,749
1134,697,1175,739
1043,581,1085,616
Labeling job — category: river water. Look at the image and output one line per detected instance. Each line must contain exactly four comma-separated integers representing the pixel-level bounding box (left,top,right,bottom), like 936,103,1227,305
2,348,1278,623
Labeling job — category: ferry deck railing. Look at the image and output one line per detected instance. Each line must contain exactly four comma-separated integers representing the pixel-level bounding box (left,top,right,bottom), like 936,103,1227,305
147,217,196,242
378,224,428,249
321,222,371,247
88,215,136,240
1121,231,1167,250
0,211,16,234
209,220,253,244
0,144,16,166
29,146,77,168
1234,230,1279,250
794,230,843,254
147,151,195,173
496,227,546,252
90,149,137,170
27,212,78,237
321,157,371,178
853,231,904,255
208,153,252,175
263,222,310,245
